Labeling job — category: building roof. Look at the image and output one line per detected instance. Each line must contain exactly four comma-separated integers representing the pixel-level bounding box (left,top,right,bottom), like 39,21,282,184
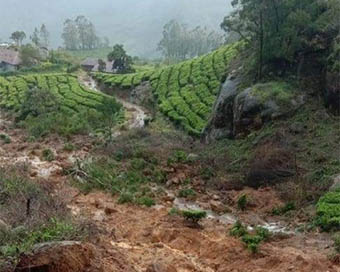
81,58,99,67
92,60,114,73
0,48,21,66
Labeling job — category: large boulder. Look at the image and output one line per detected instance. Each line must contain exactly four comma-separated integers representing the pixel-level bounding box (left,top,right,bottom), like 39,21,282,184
202,75,241,142
232,82,305,136
325,71,340,115
202,80,305,141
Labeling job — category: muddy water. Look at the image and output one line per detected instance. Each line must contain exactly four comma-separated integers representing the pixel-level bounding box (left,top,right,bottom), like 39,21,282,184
79,74,147,129
173,196,294,234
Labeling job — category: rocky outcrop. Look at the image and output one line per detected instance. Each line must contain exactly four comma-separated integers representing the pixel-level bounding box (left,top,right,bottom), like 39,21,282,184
325,71,340,115
15,241,103,272
202,79,305,142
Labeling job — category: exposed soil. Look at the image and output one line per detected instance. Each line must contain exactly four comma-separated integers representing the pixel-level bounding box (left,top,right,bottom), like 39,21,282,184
1,81,338,272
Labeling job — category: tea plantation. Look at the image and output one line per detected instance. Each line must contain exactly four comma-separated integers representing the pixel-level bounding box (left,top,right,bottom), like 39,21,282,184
93,43,239,136
0,73,113,114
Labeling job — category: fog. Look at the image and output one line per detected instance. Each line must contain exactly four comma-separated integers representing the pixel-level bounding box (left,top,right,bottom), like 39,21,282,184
0,0,232,57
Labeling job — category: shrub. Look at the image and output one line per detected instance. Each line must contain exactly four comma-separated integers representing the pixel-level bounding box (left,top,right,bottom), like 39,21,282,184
316,191,340,231
237,194,248,211
181,209,207,223
272,202,296,216
41,149,55,162
63,142,76,152
229,221,271,254
0,134,11,144
178,188,196,198
136,196,155,207
230,221,247,237
118,192,134,204
333,233,340,253
169,207,181,216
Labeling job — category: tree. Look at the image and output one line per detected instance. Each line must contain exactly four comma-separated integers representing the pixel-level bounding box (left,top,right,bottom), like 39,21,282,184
30,28,40,47
10,31,26,46
75,16,99,50
20,44,41,67
62,19,79,50
158,20,224,62
108,44,134,73
40,24,50,48
98,59,106,72
221,0,340,79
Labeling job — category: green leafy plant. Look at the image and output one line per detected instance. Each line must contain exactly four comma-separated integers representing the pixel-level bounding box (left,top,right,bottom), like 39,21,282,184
0,134,11,144
237,194,248,211
178,188,196,198
181,209,207,223
41,148,55,162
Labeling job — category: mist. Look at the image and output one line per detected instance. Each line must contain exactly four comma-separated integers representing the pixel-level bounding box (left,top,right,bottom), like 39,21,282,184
0,0,232,57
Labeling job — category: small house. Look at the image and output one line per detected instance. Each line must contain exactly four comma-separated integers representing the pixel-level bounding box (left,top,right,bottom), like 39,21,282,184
81,58,115,73
0,48,21,72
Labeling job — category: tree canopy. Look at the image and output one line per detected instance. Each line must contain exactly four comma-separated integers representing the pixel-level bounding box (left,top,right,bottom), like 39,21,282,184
107,44,134,74
221,0,340,79
158,20,225,62
10,31,26,46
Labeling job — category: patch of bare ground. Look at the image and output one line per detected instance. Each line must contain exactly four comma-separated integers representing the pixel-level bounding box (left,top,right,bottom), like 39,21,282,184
0,107,338,272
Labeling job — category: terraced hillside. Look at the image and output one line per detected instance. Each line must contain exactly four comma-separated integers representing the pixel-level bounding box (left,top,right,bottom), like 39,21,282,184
93,43,240,135
0,74,115,114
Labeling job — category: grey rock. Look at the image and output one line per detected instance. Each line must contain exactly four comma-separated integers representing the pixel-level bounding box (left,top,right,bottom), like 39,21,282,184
330,174,340,191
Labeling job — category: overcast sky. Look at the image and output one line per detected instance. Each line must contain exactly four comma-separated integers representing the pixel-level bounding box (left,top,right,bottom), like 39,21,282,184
0,0,232,57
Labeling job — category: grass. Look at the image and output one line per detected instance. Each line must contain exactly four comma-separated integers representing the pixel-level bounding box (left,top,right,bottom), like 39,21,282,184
0,167,85,269
251,81,296,106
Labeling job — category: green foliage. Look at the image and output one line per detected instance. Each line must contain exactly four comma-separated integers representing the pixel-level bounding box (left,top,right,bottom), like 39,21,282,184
93,43,239,136
333,233,340,253
0,134,11,144
158,19,224,62
316,192,340,231
272,202,296,216
221,0,339,78
230,221,271,254
167,150,188,165
178,188,196,198
108,44,135,74
136,196,155,207
20,44,41,67
181,209,207,223
251,82,295,106
169,207,181,216
237,194,248,211
41,149,55,162
0,74,122,138
229,221,248,237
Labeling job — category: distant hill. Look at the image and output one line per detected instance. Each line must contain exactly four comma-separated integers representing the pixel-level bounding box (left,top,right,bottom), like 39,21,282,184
0,0,232,58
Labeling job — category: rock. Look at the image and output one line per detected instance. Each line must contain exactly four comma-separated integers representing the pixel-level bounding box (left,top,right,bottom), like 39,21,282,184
15,241,103,272
325,71,340,115
104,204,118,215
202,76,240,143
187,153,199,162
0,219,9,231
330,174,340,191
202,79,305,141
212,194,220,200
163,193,175,202
210,200,226,213
146,262,177,272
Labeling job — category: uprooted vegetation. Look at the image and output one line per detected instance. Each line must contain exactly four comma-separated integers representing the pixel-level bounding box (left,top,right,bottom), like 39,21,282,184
0,166,87,271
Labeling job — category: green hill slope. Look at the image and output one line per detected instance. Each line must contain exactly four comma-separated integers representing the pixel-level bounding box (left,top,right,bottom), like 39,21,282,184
0,74,116,114
93,43,240,135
